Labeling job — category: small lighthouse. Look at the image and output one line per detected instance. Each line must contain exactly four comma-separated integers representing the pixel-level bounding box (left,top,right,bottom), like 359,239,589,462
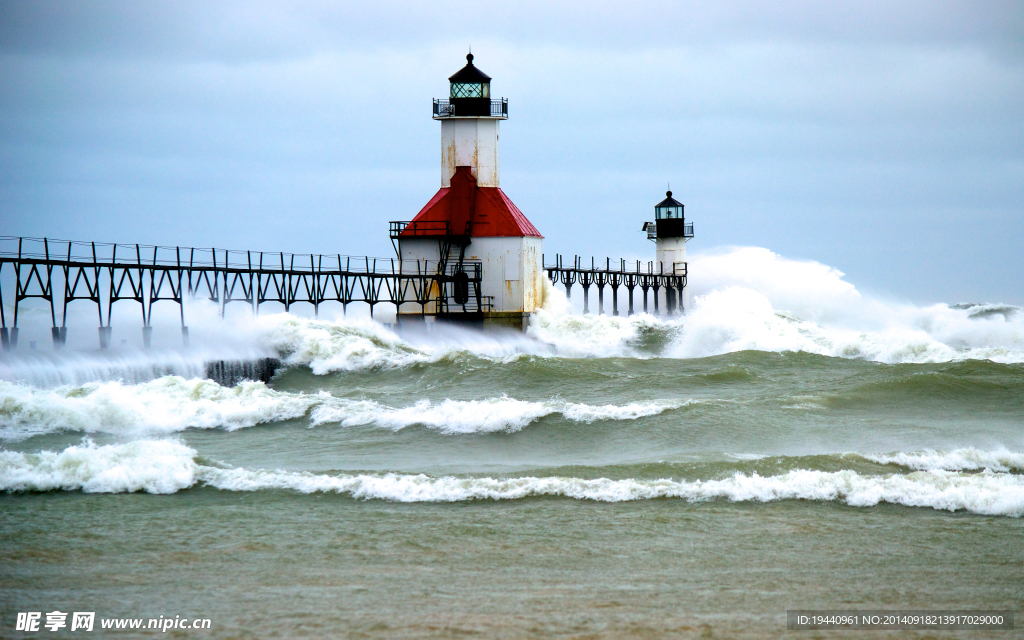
394,53,543,330
643,190,694,313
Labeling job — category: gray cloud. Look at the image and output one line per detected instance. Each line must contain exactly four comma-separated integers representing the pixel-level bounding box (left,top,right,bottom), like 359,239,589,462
3,1,1022,57
1,0,1022,303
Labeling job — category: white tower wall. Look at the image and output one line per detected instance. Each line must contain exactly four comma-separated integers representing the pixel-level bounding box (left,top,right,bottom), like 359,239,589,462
397,236,543,320
396,239,443,316
441,119,500,187
465,236,543,315
398,238,442,264
656,237,687,274
656,237,688,313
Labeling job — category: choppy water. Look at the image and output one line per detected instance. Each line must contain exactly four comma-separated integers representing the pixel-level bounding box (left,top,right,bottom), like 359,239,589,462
2,248,1022,638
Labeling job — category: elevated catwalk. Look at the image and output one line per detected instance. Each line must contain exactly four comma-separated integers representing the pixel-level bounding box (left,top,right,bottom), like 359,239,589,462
0,235,486,349
0,236,685,351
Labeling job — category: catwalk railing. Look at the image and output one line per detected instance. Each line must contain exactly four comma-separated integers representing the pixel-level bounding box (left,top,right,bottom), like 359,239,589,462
0,236,486,350
543,255,688,317
432,98,508,119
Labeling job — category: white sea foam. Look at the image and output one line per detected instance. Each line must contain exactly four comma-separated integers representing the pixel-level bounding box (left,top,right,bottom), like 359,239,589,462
864,448,1024,473
211,468,1021,517
243,249,1022,366
0,377,680,440
0,377,320,441
665,286,1024,363
4,247,1021,370
524,247,1024,364
528,309,663,358
250,311,562,373
3,441,1022,516
309,396,685,434
0,439,199,494
668,248,1024,364
526,282,664,357
256,314,432,373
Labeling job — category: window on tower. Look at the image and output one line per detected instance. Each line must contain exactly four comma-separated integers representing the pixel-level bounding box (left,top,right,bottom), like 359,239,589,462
450,83,490,99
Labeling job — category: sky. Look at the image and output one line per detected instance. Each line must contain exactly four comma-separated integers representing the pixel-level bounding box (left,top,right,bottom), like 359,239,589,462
1,0,1022,304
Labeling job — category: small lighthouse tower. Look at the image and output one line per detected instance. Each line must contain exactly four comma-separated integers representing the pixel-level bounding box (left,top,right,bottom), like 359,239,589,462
643,190,694,313
393,53,543,330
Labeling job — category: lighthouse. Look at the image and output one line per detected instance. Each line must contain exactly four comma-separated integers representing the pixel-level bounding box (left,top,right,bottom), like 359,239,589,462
393,53,543,330
642,190,694,313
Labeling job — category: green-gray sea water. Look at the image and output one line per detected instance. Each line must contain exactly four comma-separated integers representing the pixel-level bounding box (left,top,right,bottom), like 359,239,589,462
2,297,1023,638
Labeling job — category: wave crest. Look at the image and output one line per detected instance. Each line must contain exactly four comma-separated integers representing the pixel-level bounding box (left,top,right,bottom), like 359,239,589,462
4,441,1022,516
259,315,430,373
0,377,682,440
309,396,685,434
0,377,319,441
0,440,198,494
864,448,1024,472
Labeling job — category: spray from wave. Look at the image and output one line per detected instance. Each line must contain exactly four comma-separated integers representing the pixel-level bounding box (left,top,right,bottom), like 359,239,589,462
3,440,1021,517
529,247,1024,364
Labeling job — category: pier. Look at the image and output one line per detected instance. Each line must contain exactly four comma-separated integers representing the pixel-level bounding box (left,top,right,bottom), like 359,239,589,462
0,236,487,350
544,255,687,316
0,235,686,351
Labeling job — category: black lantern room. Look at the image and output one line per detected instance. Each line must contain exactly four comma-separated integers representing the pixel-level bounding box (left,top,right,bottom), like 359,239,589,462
433,53,508,118
644,190,694,239
655,191,683,220
450,53,491,99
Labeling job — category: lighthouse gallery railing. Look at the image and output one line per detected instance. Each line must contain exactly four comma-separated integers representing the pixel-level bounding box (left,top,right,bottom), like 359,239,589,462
432,98,508,119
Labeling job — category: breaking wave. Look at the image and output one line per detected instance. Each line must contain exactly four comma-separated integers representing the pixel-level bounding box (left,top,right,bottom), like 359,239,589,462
0,378,682,441
864,448,1024,473
3,440,1022,517
309,396,684,434
258,315,433,373
0,440,199,495
247,248,1024,368
666,288,1024,364
528,248,1024,364
0,377,319,441
673,248,1023,363
256,313,559,373
5,248,1018,376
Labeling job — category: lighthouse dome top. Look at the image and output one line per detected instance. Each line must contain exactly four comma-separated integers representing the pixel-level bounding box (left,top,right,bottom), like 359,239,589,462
655,190,684,220
449,53,492,84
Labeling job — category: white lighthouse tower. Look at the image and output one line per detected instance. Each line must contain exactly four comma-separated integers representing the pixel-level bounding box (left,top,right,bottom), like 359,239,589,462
394,53,544,330
643,190,694,313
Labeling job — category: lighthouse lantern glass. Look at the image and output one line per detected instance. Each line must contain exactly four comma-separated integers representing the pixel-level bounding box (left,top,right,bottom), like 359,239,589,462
451,82,490,99
655,204,683,220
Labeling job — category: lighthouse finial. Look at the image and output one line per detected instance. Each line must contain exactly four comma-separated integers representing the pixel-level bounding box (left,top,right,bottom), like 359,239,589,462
667,183,672,198
467,48,474,64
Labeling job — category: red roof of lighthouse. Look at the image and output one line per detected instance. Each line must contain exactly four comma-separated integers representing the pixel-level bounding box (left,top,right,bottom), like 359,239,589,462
401,166,542,238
